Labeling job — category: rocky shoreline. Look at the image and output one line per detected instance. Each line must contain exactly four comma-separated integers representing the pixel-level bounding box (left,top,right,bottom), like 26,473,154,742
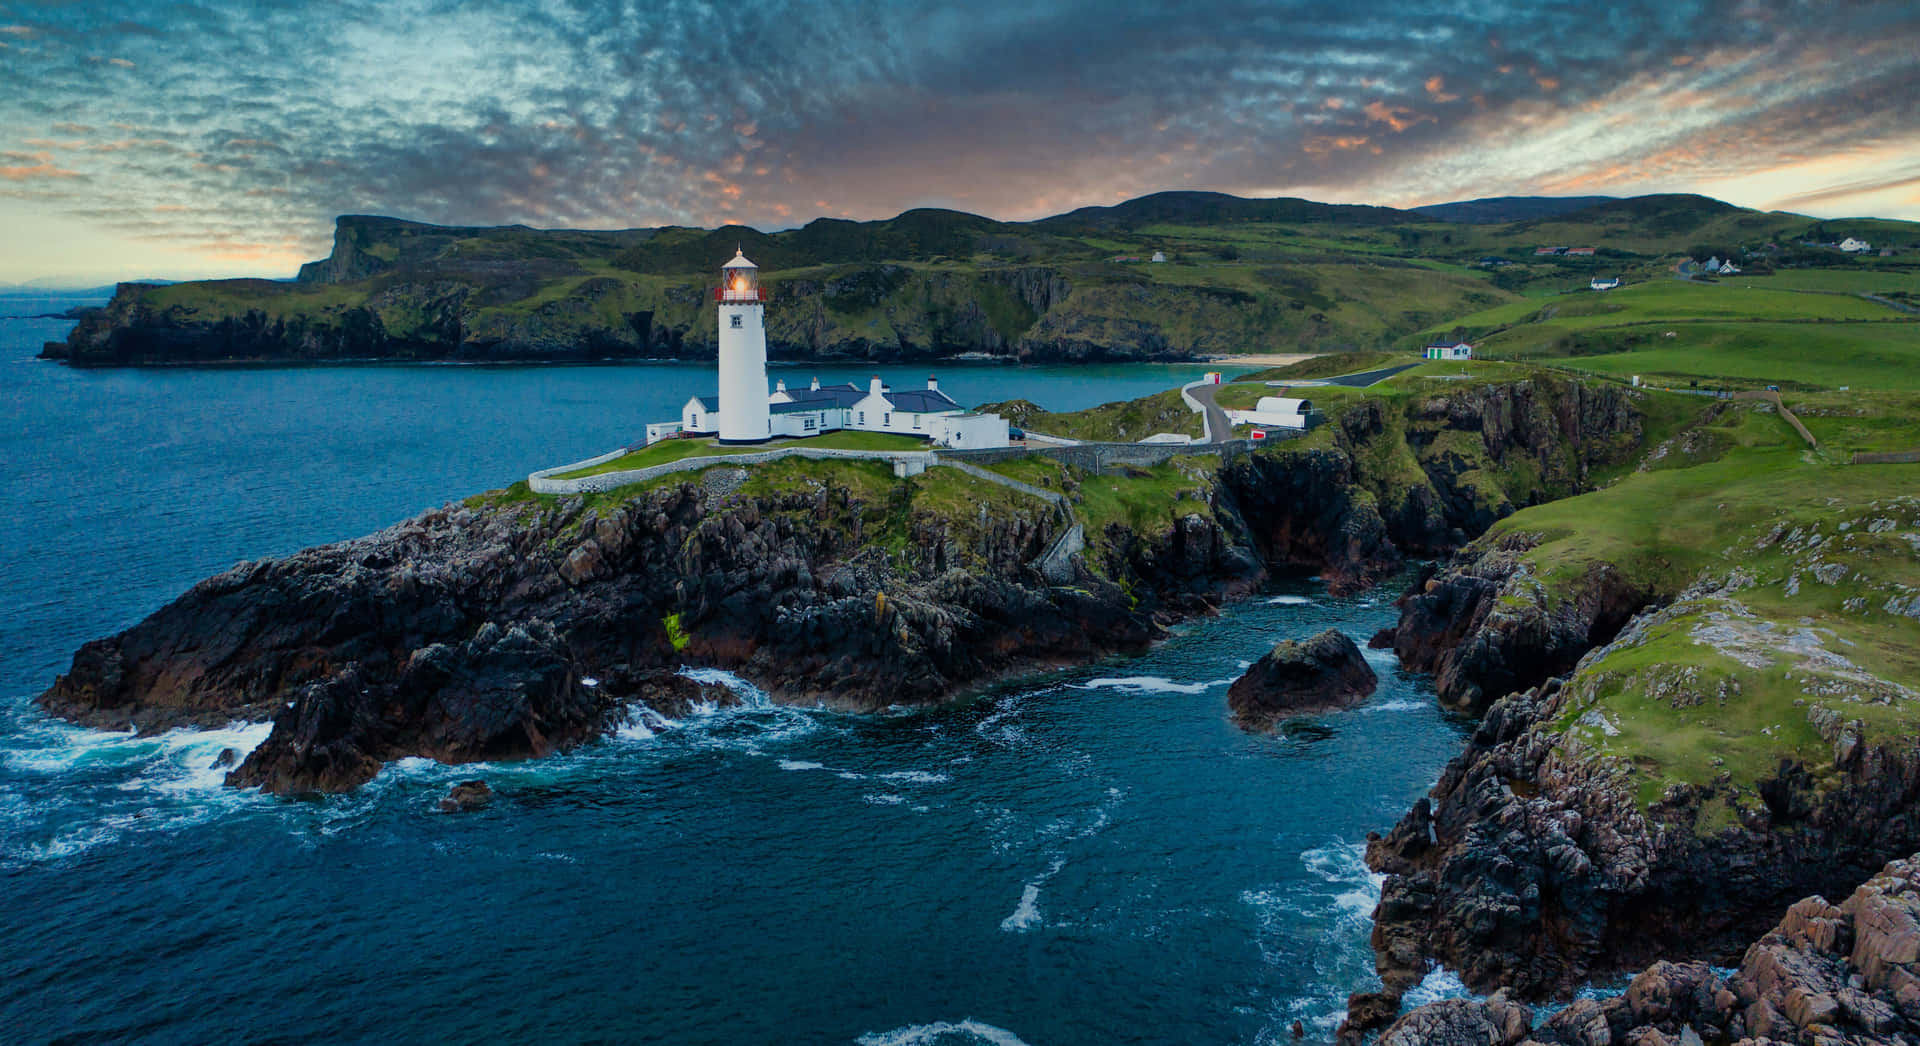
37,375,1649,795
1341,510,1920,1038
1377,851,1920,1045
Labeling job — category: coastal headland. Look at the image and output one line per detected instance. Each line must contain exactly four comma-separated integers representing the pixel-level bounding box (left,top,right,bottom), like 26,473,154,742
32,193,1920,1038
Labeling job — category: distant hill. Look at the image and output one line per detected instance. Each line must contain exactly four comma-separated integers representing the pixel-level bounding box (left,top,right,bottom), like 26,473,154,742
1411,196,1618,224
41,189,1920,367
1040,191,1417,230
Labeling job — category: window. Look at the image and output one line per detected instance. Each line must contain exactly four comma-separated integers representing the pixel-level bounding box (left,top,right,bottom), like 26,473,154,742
803,418,817,431
912,415,920,429
691,412,700,427
858,411,865,424
882,413,891,426
729,315,743,329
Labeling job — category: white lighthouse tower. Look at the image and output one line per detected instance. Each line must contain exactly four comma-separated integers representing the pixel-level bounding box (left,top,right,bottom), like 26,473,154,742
715,247,771,444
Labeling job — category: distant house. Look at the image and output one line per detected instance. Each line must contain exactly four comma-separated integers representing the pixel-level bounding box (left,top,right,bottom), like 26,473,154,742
1150,250,1168,263
1590,277,1621,291
1840,237,1872,253
1718,261,1740,275
1705,257,1723,273
1476,256,1508,267
1534,246,1565,256
1109,255,1142,262
1424,341,1473,361
1566,247,1597,256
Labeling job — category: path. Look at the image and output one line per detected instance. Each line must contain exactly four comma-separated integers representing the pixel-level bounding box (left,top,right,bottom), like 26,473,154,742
1181,380,1233,443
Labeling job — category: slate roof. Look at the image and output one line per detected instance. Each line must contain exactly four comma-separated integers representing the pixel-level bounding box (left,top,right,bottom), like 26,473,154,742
887,389,960,413
783,383,865,408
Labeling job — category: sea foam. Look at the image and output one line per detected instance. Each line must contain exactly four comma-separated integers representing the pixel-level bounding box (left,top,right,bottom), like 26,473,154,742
856,1020,1034,1046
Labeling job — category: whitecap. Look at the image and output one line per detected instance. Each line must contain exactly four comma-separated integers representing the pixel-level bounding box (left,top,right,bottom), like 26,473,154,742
677,666,771,707
863,793,906,805
1075,675,1235,695
778,759,826,772
1402,966,1473,1008
880,770,951,784
855,1020,1034,1046
1358,699,1427,714
1000,883,1044,932
1266,595,1314,605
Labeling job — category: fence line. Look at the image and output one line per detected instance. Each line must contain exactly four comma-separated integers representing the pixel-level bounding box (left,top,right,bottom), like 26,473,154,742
1853,449,1920,465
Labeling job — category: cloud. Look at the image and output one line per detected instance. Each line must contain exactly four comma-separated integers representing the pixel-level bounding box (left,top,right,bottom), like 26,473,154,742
0,0,1916,281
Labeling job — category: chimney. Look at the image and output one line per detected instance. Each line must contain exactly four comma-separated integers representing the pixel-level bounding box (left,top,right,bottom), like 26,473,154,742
869,375,884,398
927,375,939,393
810,376,820,391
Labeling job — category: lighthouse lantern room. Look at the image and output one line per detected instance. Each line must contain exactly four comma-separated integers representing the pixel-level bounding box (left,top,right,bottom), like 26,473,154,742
715,247,771,444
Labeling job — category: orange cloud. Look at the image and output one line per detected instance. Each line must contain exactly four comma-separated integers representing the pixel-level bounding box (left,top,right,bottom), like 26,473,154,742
108,57,134,68
1425,76,1460,103
1303,135,1371,155
1,162,83,181
1363,100,1425,132
1536,76,1560,90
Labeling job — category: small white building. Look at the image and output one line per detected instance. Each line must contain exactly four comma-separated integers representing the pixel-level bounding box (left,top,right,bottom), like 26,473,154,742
1840,237,1872,253
1150,250,1167,263
1225,396,1315,431
1424,341,1473,361
1590,277,1621,291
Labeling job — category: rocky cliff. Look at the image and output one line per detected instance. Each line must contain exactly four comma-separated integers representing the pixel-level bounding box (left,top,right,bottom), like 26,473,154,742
1348,468,1920,1032
36,374,1652,794
1377,851,1920,1046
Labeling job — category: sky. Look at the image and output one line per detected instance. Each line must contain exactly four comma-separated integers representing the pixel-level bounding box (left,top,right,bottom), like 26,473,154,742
1,0,1916,285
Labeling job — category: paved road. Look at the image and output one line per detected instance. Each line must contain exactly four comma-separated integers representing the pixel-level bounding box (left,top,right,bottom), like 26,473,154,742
1184,381,1234,443
1315,363,1421,387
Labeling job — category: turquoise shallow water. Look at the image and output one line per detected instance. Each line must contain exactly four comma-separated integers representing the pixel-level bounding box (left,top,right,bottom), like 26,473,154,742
0,304,1471,1044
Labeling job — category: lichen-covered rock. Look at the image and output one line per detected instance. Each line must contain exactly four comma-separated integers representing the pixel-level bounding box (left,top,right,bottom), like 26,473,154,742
1380,854,1920,1045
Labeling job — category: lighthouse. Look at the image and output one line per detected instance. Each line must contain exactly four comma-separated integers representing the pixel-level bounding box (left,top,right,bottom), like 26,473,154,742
715,247,771,444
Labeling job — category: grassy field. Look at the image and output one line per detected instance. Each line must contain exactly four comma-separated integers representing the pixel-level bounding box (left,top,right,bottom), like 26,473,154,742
1463,388,1920,817
982,389,1205,442
1413,277,1920,390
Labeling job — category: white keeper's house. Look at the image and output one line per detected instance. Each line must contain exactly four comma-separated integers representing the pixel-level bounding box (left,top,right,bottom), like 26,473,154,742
647,249,1010,450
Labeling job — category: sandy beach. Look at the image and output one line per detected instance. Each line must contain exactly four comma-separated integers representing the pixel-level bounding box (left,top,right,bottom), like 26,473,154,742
1203,353,1320,367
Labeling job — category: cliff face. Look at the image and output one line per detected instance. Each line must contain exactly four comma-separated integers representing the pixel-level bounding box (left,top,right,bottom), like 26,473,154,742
41,211,1516,365
38,459,1262,793
1377,851,1920,1046
36,374,1642,793
1355,480,1920,1020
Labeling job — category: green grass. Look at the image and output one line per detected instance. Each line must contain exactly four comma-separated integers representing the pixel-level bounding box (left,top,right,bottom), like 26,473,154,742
1464,386,1920,821
1537,323,1920,391
983,389,1204,442
1235,351,1410,382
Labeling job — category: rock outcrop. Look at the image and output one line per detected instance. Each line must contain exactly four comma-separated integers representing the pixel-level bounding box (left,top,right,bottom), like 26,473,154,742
1372,852,1920,1046
1227,628,1377,727
1355,585,1920,1022
36,375,1651,794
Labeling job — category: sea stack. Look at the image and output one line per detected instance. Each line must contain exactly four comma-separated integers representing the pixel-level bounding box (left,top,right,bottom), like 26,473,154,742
1228,629,1378,728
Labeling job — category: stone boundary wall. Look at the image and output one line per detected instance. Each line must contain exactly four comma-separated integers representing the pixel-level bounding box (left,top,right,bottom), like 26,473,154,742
1854,449,1920,465
1734,389,1817,448
531,434,1272,497
530,446,938,494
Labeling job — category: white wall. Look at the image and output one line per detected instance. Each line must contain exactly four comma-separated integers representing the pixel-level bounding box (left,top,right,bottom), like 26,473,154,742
717,303,770,442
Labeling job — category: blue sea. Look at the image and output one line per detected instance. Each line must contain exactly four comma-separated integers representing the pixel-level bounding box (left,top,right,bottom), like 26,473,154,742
0,299,1472,1044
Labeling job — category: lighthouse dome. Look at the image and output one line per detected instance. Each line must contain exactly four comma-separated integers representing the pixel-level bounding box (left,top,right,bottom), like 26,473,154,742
722,248,757,270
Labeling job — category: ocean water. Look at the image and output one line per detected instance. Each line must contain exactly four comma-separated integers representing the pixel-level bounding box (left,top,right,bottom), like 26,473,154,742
0,302,1472,1044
